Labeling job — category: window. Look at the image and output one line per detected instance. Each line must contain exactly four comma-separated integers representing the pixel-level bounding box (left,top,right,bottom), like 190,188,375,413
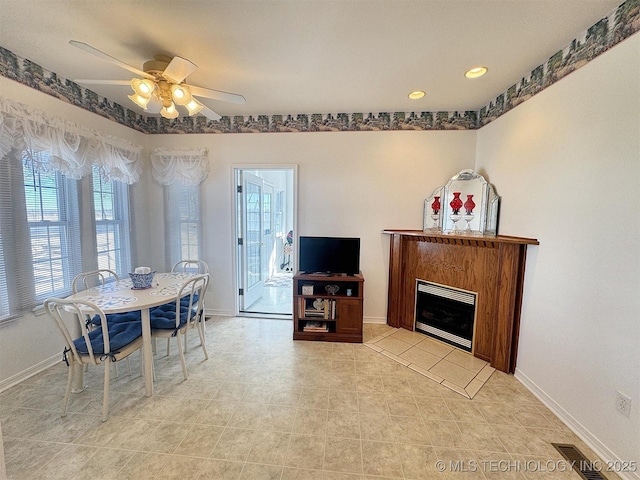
263,191,272,235
165,184,201,267
92,165,132,276
23,153,81,301
0,232,9,318
0,152,135,321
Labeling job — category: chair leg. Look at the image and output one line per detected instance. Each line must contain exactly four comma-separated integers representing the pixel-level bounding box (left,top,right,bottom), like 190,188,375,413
62,362,74,417
102,360,110,422
166,338,171,356
176,333,188,380
196,322,208,360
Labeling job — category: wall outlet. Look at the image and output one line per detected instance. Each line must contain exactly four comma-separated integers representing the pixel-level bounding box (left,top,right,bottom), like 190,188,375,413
616,391,631,417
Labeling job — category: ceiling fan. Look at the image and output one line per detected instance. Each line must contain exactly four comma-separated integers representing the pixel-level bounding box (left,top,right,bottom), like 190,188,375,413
69,40,246,120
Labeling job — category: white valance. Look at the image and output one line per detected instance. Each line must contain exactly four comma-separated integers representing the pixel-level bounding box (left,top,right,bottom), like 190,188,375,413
0,97,142,184
150,147,209,186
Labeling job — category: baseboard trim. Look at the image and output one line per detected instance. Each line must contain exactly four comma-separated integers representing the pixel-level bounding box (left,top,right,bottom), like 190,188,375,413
204,308,235,318
0,354,60,393
364,316,387,324
515,368,639,480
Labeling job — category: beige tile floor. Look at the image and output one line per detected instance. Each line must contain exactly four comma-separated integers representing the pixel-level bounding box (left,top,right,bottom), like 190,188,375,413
1,317,614,480
365,327,495,399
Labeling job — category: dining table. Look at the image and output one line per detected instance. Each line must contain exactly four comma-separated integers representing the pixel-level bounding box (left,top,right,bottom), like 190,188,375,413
65,271,197,397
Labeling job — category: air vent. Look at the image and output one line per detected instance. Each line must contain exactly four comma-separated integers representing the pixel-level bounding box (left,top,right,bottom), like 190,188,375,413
552,443,608,480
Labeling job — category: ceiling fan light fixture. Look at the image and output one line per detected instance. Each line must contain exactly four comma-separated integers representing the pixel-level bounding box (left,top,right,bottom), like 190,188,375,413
160,103,179,119
128,93,151,109
171,84,192,105
131,78,155,97
185,98,204,116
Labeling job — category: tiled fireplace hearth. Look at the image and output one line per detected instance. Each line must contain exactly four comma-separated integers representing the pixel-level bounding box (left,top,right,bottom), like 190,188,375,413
383,230,538,373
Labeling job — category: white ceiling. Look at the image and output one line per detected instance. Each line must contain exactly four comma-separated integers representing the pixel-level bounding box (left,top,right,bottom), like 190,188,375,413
0,0,622,118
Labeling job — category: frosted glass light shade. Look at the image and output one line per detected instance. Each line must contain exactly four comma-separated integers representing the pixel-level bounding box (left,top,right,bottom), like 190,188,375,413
128,93,151,109
160,103,179,119
185,98,204,115
171,84,192,105
131,78,156,97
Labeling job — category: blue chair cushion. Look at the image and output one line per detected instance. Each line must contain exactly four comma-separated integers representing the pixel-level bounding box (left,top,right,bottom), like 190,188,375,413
149,303,190,330
73,320,142,355
152,294,198,316
89,310,141,327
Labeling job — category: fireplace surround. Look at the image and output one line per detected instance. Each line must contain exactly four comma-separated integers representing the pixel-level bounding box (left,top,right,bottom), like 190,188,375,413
384,230,538,373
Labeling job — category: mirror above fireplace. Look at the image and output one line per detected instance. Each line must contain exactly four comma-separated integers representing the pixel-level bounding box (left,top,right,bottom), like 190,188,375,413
423,169,500,236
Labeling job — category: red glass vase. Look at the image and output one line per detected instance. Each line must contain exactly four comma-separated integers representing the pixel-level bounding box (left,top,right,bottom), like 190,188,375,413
450,192,463,214
431,196,441,214
464,195,476,215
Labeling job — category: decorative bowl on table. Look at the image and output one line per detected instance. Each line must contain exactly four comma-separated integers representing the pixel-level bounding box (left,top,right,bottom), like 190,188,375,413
129,271,156,289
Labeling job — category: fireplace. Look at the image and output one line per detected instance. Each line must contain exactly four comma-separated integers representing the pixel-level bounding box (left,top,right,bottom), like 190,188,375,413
415,280,477,352
384,230,538,372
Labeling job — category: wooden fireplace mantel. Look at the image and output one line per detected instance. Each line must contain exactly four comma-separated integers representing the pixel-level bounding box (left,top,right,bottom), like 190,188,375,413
383,229,539,373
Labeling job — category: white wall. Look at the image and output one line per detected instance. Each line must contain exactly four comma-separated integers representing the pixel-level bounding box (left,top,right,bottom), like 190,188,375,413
475,34,640,469
0,76,149,387
149,131,475,319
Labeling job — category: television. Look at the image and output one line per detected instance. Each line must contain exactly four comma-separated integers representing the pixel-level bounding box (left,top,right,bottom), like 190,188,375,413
298,236,360,275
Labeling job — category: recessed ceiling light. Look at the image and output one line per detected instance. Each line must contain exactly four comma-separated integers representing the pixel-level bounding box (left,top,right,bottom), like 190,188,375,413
408,90,425,100
465,67,488,78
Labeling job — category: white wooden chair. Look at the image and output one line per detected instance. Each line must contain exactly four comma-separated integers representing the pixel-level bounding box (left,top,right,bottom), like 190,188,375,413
44,297,143,421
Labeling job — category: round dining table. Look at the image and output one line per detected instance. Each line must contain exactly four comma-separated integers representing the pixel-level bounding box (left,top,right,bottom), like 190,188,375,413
66,272,196,396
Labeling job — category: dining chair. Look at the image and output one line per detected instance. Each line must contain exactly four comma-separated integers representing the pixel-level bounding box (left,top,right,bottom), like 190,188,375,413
171,260,209,274
44,297,144,421
166,260,210,354
72,269,140,376
149,274,209,380
72,269,120,293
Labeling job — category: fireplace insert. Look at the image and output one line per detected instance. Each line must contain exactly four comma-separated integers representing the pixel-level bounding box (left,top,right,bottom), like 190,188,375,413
414,280,477,352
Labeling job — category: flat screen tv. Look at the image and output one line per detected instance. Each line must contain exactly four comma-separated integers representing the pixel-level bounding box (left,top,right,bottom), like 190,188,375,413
298,236,360,275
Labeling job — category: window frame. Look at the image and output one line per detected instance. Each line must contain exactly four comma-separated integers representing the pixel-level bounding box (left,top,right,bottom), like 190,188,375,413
91,165,132,277
164,183,203,268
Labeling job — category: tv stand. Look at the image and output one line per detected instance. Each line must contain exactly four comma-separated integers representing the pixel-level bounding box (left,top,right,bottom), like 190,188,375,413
293,271,364,343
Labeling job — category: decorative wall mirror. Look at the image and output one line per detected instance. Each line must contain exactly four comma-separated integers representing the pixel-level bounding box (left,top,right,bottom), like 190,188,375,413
423,169,500,236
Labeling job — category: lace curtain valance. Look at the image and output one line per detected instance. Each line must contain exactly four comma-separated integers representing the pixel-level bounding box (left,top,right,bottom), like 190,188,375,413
150,147,209,186
0,97,142,184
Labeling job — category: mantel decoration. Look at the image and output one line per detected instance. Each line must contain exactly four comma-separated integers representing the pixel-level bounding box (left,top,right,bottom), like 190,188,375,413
423,169,500,236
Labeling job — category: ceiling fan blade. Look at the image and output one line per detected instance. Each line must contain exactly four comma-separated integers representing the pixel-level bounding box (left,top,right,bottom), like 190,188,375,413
72,79,131,86
69,40,154,79
162,56,197,84
189,85,246,105
199,105,222,121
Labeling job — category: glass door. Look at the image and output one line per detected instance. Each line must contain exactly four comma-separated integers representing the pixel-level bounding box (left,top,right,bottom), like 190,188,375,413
240,172,264,309
235,167,296,316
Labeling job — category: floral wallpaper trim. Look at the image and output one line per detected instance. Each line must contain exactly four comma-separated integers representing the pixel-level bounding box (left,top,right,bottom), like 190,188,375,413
0,0,637,134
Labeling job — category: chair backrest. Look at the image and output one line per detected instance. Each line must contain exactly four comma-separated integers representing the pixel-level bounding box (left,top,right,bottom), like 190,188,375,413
171,260,209,274
44,297,110,365
72,269,120,293
174,274,209,329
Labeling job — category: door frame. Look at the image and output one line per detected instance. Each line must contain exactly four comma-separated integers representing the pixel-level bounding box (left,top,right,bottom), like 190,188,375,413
231,164,298,317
